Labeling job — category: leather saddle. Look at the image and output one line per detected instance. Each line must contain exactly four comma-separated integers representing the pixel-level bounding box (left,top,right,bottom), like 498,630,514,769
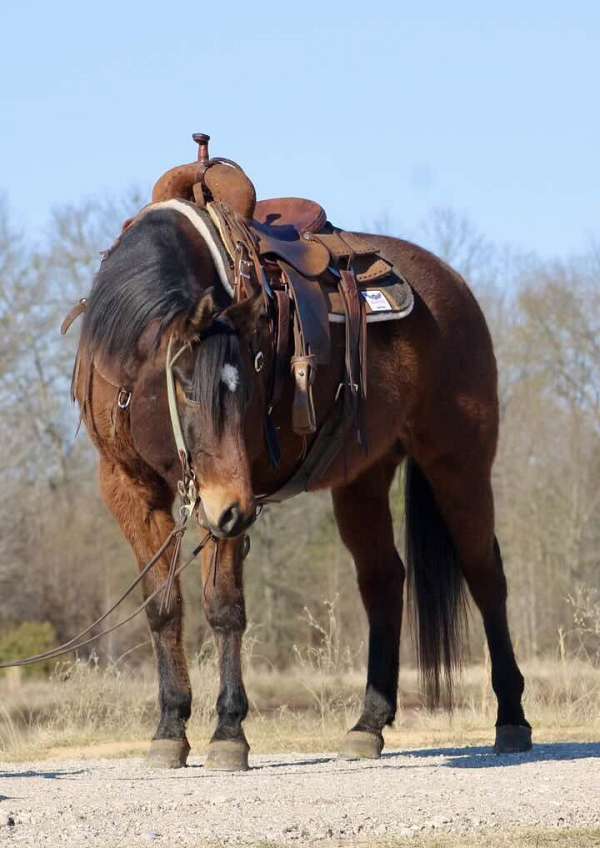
149,134,414,458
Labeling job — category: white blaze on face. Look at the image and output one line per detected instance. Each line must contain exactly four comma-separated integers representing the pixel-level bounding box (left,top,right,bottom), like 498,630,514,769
221,363,239,392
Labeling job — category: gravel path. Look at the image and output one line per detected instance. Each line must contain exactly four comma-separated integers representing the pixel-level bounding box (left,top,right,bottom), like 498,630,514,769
0,743,599,846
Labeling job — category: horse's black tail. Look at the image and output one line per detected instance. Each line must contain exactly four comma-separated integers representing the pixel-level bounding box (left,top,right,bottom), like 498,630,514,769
405,458,468,709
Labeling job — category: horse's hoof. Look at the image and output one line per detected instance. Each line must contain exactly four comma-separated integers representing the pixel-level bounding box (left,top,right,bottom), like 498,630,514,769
494,725,532,754
339,730,384,760
147,737,190,768
205,739,250,771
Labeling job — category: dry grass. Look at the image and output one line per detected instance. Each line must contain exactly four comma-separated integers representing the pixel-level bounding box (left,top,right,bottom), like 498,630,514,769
0,650,599,762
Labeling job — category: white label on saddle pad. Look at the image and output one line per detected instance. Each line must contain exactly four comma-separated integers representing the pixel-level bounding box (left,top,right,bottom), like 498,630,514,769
361,289,391,312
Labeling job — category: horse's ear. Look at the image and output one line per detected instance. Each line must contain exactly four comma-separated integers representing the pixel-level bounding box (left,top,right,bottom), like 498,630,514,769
189,287,220,335
223,293,267,335
137,318,163,359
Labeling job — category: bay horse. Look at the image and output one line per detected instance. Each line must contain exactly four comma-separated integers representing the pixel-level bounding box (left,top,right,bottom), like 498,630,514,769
73,196,532,770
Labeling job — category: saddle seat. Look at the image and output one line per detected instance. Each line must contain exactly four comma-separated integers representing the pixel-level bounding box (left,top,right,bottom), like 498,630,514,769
253,197,327,235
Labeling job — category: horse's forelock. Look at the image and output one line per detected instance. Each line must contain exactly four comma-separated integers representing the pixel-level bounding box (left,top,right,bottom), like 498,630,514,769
189,326,251,438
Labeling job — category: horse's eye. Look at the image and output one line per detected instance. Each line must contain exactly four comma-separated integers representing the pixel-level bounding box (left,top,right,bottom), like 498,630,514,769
254,351,264,373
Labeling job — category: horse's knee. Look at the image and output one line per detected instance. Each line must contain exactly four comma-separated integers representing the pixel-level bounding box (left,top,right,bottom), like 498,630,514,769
216,682,248,722
159,685,192,720
146,598,182,633
205,595,246,633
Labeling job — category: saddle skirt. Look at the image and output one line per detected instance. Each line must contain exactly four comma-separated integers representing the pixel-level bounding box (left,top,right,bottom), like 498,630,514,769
308,230,414,324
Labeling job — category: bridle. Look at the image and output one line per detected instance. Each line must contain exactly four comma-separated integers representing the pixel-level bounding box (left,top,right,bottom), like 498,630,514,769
164,318,274,527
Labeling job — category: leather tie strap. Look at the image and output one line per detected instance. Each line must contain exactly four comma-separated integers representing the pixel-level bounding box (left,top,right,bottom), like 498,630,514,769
60,298,87,335
338,269,368,447
338,269,361,391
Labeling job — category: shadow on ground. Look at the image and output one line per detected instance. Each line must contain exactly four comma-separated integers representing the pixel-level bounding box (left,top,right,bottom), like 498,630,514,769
0,768,88,780
386,741,600,768
1,743,598,779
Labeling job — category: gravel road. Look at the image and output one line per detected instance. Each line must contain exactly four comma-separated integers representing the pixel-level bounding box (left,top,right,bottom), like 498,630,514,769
1,743,599,846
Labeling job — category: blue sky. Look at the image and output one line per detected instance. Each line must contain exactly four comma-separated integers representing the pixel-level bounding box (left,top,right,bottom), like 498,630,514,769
1,1,598,258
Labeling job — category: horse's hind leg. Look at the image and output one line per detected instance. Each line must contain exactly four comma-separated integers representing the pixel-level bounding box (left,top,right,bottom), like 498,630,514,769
332,456,404,759
100,459,192,768
200,536,250,771
417,458,532,753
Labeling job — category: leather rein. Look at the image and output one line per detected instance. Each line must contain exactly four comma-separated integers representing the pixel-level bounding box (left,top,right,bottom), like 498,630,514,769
0,521,214,669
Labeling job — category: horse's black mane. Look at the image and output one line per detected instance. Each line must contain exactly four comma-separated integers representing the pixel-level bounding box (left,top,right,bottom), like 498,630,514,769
80,209,219,367
79,207,250,435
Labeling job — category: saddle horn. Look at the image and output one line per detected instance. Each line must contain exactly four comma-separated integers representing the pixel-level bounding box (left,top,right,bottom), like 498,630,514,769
152,132,256,219
193,132,211,165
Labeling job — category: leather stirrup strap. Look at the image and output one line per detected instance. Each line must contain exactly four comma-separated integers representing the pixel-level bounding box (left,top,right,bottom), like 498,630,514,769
282,263,330,436
270,289,290,412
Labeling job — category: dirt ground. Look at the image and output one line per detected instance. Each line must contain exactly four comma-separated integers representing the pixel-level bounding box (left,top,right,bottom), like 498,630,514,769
0,742,599,847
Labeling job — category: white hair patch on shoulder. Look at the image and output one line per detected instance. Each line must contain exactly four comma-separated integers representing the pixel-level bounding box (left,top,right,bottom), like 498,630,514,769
221,363,239,392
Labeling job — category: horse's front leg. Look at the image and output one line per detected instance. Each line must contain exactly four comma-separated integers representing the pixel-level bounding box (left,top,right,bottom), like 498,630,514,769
201,536,250,771
99,458,192,768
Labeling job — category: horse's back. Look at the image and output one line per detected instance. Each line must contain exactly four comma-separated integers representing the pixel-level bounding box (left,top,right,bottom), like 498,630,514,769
341,231,499,471
352,231,497,389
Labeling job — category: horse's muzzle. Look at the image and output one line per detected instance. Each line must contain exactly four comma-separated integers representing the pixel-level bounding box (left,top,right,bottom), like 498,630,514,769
197,500,257,540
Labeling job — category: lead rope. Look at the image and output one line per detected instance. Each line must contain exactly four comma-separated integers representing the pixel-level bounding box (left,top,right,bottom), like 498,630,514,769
159,527,183,616
0,524,181,668
0,526,212,670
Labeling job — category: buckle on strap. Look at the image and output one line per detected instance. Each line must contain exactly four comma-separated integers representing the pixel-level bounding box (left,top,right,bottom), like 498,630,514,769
177,450,199,522
117,389,132,409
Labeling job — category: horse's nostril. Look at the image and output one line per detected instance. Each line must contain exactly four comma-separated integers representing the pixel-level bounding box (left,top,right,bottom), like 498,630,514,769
217,503,242,536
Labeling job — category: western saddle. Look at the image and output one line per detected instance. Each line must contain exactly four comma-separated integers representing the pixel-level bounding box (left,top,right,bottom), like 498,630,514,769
64,133,414,501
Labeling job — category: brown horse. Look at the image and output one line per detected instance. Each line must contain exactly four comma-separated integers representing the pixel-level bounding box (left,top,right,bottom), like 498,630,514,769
73,199,531,770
